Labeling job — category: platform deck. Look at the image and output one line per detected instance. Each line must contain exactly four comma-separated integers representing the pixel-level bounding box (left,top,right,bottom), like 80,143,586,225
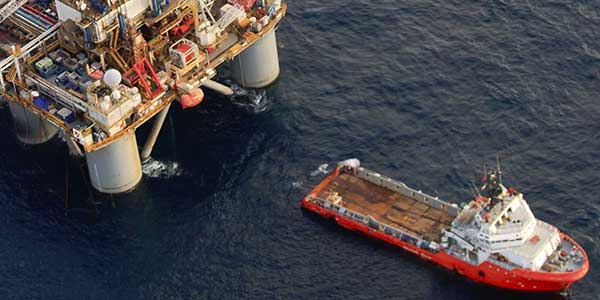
316,171,455,242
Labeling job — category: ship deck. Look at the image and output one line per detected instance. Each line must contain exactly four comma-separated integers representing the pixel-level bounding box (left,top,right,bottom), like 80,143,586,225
316,170,455,242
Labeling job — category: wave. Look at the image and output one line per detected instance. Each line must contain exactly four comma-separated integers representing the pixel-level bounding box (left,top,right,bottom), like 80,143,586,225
228,82,272,113
142,158,183,179
310,163,330,177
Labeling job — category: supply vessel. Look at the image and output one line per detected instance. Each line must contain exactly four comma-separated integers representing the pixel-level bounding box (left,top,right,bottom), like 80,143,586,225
301,159,589,292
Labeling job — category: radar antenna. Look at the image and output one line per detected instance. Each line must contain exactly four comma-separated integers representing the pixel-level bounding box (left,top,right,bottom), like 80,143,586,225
481,159,502,198
496,155,502,185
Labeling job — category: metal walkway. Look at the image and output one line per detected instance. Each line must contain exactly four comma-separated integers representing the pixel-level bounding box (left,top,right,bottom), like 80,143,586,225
0,0,28,23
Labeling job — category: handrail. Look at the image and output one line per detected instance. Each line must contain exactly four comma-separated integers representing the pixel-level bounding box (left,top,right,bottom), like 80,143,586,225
352,166,460,215
24,72,88,112
0,21,62,72
307,195,425,245
0,0,28,23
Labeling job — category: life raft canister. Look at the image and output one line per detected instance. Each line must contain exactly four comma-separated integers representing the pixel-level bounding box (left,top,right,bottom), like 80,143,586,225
180,87,204,109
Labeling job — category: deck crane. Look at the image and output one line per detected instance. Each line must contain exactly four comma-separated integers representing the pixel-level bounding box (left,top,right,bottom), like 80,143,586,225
198,0,216,24
215,3,244,32
197,0,247,34
195,0,221,47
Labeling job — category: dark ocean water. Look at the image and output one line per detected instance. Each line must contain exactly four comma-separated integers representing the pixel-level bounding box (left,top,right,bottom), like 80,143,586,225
1,0,599,299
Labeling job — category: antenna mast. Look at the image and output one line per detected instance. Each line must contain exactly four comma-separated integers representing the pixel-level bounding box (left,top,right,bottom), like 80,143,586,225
496,155,502,184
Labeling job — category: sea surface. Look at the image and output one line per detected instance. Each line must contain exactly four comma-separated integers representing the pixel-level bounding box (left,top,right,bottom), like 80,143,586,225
0,1,599,299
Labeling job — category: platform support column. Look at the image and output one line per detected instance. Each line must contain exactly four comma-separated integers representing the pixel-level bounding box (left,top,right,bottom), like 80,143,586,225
231,29,280,88
8,101,58,145
140,103,171,163
85,131,142,194
64,135,84,157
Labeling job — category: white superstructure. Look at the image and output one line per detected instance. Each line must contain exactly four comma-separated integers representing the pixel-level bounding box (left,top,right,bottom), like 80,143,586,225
442,167,579,272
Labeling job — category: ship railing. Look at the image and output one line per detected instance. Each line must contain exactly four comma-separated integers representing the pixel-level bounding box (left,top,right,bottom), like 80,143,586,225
445,248,478,264
349,166,461,216
309,195,369,223
493,221,530,235
536,219,558,233
487,255,519,270
308,195,439,253
24,72,88,112
0,21,62,90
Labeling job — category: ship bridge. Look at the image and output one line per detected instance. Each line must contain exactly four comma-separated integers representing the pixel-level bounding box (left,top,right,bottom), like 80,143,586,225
448,186,564,270
477,191,537,251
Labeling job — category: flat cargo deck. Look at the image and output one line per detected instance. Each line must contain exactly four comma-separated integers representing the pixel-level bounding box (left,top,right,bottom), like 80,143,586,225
315,170,455,242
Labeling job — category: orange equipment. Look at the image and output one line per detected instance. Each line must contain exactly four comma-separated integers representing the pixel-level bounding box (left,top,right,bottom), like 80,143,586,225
180,87,204,109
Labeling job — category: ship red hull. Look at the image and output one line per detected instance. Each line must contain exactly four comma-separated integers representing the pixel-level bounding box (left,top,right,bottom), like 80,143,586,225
301,168,590,293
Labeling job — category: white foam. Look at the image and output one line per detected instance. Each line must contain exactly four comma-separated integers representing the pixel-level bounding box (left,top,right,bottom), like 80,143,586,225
229,83,271,113
142,158,183,179
291,181,303,188
310,163,330,176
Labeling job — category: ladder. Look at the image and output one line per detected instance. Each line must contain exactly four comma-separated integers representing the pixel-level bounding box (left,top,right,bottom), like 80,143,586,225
0,0,28,23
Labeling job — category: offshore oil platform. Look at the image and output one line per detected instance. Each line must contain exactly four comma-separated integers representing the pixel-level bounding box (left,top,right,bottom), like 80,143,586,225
0,0,286,193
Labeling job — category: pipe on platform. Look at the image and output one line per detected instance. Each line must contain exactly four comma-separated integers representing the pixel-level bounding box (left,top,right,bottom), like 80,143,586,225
118,15,126,35
202,79,234,96
140,103,171,163
231,29,280,88
151,0,161,17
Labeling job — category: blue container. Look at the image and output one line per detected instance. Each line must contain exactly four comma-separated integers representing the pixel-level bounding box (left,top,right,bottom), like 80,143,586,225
76,67,88,77
55,71,69,86
118,15,126,35
33,96,51,111
40,64,60,79
91,0,109,14
55,107,75,123
83,27,92,48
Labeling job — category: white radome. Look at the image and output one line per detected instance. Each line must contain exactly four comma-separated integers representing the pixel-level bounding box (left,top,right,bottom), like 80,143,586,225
103,69,122,89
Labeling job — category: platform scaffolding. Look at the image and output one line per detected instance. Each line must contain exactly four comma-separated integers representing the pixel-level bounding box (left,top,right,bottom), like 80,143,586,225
0,0,286,193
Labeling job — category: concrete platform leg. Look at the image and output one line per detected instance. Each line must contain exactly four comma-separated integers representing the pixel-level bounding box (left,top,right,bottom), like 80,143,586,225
8,101,58,145
140,103,170,163
232,29,280,88
85,131,142,194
